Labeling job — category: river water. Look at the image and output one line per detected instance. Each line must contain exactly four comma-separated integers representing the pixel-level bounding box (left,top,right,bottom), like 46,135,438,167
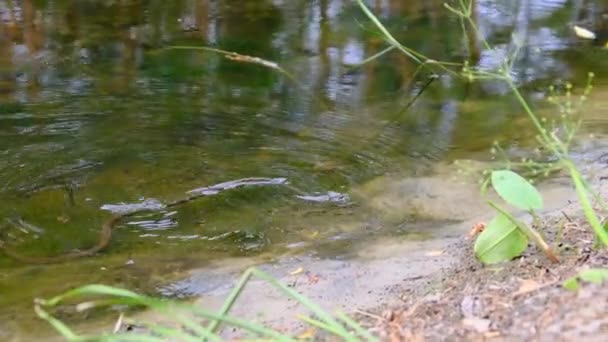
1,0,608,339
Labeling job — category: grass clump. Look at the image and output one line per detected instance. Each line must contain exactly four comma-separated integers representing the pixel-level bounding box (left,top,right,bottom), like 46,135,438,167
35,267,377,341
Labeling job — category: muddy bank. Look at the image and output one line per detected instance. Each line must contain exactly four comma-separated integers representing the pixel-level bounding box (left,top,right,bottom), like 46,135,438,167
366,226,608,341
361,148,608,341
125,160,578,339
154,146,607,340
5,148,604,341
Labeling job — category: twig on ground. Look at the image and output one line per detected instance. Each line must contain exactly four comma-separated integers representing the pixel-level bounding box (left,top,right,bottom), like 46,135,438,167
561,211,573,222
512,280,558,298
355,309,384,322
112,313,124,333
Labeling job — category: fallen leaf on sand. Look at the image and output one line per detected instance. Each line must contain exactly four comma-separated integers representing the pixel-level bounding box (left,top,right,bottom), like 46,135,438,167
307,273,320,284
485,331,501,338
468,222,486,238
290,267,304,276
113,313,124,333
513,279,541,297
425,250,444,257
296,328,316,340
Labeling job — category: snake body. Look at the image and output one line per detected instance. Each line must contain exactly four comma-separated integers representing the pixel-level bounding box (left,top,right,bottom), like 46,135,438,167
0,191,207,265
0,216,121,264
0,178,321,265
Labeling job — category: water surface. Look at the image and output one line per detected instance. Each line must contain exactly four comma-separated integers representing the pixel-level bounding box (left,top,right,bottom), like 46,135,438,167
1,0,608,338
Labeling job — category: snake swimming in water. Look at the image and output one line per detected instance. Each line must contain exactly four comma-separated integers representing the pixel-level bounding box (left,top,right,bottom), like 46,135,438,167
0,178,348,265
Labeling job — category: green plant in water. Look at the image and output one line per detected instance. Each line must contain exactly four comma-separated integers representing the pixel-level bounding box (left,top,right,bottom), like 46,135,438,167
356,0,608,264
36,267,376,341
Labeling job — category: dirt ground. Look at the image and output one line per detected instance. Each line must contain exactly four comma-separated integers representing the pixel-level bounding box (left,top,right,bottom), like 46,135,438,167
359,155,608,341
363,221,608,341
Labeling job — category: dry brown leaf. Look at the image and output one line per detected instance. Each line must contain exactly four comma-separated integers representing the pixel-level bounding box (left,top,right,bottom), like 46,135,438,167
468,222,486,238
296,328,316,340
289,267,304,276
425,250,444,257
307,273,320,284
485,331,501,338
512,279,557,297
513,279,541,297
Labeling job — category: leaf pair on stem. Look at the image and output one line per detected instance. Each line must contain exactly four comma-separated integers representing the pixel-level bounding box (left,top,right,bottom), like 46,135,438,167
475,170,558,264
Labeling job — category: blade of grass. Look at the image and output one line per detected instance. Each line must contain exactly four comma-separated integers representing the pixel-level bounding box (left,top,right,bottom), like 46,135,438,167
297,315,353,340
96,334,169,342
343,45,396,69
336,311,377,341
355,0,462,77
172,313,223,342
210,267,353,339
568,163,608,247
162,45,323,105
206,268,254,334
37,272,370,341
355,0,421,63
37,284,293,341
250,268,352,338
165,45,297,82
39,284,144,306
123,320,208,342
34,304,80,341
185,304,295,342
399,74,438,113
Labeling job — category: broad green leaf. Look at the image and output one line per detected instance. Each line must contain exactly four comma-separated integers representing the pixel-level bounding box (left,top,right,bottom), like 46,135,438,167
578,268,608,284
491,170,543,211
474,213,528,264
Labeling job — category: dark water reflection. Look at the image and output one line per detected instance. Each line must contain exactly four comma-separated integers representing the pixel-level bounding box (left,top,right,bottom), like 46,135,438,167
1,0,608,337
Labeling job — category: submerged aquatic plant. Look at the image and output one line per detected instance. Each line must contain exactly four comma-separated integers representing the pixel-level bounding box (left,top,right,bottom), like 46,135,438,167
356,0,608,263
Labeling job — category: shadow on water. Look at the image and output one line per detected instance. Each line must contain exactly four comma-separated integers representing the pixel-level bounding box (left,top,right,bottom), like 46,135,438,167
2,0,608,338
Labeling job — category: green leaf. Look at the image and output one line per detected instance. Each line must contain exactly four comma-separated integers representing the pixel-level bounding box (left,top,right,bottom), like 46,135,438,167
562,268,608,291
563,277,580,291
491,170,543,211
578,268,608,284
474,213,529,264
